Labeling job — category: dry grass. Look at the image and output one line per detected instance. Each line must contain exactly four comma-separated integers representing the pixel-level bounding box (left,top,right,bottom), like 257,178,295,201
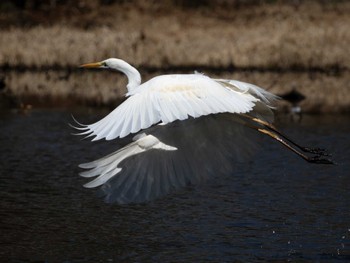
0,2,349,69
4,70,128,106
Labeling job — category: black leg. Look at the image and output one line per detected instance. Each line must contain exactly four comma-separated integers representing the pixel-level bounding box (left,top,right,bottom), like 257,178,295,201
257,128,334,164
242,114,331,156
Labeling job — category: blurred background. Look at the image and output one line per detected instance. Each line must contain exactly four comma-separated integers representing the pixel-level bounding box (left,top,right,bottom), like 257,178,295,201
0,0,349,113
1,1,350,262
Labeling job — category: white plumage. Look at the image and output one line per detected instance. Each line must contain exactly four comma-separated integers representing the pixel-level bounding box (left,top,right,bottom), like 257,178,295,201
76,73,275,141
74,58,279,204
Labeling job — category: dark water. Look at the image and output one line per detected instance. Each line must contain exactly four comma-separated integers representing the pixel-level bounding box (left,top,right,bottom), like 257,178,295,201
0,109,349,262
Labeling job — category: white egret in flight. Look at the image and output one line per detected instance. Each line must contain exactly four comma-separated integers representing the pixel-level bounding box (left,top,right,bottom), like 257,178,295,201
73,58,333,204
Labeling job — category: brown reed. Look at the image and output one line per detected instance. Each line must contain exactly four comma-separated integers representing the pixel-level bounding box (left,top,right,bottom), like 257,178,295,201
0,2,349,70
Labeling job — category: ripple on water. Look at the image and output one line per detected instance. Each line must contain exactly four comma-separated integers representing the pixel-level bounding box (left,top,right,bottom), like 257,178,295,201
0,110,349,261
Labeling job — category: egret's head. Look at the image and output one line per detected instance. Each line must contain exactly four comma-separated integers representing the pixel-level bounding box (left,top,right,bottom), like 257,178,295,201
80,58,126,70
79,58,142,91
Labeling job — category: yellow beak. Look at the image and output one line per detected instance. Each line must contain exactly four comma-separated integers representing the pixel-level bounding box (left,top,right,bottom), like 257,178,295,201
79,62,103,68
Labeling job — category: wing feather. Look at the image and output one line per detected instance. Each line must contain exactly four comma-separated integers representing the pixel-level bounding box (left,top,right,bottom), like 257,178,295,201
167,92,188,120
216,78,279,103
73,74,266,141
80,114,261,204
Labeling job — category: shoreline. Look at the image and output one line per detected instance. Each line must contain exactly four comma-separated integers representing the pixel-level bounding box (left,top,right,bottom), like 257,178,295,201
1,69,349,113
1,63,347,74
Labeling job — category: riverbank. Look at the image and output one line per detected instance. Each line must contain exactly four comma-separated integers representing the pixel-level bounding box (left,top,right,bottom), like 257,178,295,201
0,1,349,112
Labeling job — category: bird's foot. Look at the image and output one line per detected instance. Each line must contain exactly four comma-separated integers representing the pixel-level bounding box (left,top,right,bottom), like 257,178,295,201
302,147,331,156
307,155,335,165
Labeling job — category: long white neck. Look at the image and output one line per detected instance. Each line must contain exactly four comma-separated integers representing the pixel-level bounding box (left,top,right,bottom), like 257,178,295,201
116,60,142,93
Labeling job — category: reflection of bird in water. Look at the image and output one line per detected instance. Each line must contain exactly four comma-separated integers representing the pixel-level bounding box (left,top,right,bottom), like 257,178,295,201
279,87,306,122
73,58,333,204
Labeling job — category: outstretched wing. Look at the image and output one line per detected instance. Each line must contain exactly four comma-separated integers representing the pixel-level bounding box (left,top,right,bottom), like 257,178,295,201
73,74,259,141
79,114,260,204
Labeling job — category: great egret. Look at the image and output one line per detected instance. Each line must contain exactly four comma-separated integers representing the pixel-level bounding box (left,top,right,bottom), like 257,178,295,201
73,58,333,204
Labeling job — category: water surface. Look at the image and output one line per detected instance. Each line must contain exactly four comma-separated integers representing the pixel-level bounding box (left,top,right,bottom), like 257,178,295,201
0,109,349,262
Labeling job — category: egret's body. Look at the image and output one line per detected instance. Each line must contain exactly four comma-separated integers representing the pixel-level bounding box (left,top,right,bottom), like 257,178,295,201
77,67,273,141
74,58,333,204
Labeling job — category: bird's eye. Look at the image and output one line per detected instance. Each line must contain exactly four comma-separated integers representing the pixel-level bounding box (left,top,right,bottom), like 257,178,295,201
101,62,107,67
